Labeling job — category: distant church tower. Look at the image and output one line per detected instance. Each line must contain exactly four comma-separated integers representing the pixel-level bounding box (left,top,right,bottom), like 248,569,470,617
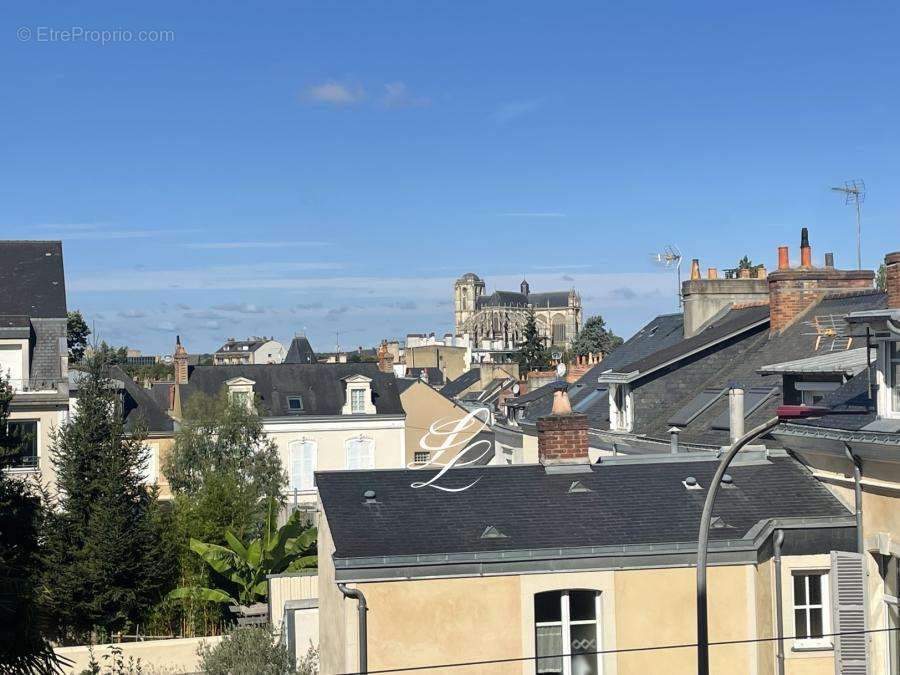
454,273,485,335
520,278,530,296
174,335,189,384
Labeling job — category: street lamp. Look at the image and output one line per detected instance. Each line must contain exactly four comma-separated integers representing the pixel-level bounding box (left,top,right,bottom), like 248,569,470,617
695,416,779,674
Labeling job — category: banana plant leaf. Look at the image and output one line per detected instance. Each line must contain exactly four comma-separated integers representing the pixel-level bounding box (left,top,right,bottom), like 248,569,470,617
167,586,238,605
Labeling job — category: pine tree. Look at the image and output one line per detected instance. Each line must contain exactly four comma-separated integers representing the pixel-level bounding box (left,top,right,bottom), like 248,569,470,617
517,310,551,372
0,374,61,672
42,358,175,642
571,315,623,357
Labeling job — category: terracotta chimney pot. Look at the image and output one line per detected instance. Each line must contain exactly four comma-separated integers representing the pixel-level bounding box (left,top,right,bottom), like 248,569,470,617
707,268,718,280
778,246,790,270
690,259,701,281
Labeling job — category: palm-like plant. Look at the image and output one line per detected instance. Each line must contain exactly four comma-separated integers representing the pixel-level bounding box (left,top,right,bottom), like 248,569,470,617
168,499,317,606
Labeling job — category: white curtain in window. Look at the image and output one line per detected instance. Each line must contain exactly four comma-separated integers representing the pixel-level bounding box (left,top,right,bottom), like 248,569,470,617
290,440,316,491
346,437,375,470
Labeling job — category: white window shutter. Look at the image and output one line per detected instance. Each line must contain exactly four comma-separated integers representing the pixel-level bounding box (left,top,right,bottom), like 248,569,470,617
291,441,316,490
347,440,360,470
831,550,869,675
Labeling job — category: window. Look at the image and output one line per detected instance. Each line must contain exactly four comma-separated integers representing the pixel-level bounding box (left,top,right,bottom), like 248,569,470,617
6,420,38,469
880,555,899,675
231,391,249,405
141,444,157,484
609,384,632,432
287,396,303,411
414,451,429,464
350,388,366,414
792,572,830,648
534,590,601,675
289,440,316,492
346,437,375,470
552,318,567,345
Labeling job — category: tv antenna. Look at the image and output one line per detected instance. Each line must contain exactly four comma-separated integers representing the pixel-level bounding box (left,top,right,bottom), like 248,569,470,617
830,179,865,270
651,244,684,309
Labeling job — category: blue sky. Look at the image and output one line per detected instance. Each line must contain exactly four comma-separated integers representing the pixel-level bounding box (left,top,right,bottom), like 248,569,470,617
3,1,898,355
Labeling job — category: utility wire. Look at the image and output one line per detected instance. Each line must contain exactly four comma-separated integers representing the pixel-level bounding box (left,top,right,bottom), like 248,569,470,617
338,626,899,675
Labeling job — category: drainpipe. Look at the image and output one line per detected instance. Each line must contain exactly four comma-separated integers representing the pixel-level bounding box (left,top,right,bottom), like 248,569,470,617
843,443,864,555
773,529,786,675
338,583,368,674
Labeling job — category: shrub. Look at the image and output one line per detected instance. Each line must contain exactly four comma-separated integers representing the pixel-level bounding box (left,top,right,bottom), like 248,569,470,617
197,626,317,675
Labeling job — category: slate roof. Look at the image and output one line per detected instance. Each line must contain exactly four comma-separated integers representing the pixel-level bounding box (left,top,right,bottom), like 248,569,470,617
317,455,850,560
440,368,482,398
787,367,878,432
0,241,67,318
517,313,684,422
284,335,316,364
475,290,572,309
181,363,404,417
216,338,268,353
405,367,445,386
758,347,869,376
69,367,174,434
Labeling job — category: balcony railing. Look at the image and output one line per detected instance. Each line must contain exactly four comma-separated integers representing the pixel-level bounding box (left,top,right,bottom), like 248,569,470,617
7,378,63,393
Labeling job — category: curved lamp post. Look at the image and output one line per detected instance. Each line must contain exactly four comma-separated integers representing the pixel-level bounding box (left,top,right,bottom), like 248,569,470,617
696,416,780,675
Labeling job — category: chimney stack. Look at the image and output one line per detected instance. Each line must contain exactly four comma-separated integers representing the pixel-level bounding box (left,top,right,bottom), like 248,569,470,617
886,252,900,309
174,335,189,385
376,340,394,373
778,246,790,270
690,259,701,281
728,386,745,444
767,228,874,334
537,383,589,466
800,227,812,267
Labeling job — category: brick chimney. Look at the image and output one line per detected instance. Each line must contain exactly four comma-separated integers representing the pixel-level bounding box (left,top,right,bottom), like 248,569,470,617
376,340,394,373
885,251,900,309
537,383,589,465
768,229,874,334
174,335,189,385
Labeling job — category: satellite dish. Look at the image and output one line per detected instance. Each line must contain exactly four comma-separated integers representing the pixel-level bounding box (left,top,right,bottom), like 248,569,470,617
556,362,567,379
512,383,521,395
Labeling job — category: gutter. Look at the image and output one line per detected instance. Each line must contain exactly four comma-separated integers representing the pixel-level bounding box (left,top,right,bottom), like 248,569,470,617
773,529,785,675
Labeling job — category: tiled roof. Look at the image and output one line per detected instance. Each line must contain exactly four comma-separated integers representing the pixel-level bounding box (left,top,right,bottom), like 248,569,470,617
317,456,849,560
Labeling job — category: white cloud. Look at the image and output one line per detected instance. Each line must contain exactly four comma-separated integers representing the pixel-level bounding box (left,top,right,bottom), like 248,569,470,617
380,82,429,108
117,309,147,319
184,241,331,250
210,302,268,314
303,82,365,105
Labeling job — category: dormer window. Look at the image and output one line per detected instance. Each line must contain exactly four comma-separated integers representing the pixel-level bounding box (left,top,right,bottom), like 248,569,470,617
609,383,633,432
287,395,304,412
341,374,376,415
225,377,256,413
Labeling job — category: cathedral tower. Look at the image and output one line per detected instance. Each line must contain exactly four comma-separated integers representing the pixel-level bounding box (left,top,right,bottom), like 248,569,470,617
454,273,485,334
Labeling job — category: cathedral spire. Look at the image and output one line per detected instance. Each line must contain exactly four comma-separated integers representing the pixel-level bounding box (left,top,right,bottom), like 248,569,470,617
520,277,530,296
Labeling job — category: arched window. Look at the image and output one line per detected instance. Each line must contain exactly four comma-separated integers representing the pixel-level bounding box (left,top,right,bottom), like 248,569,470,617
534,590,601,675
552,316,567,345
346,437,375,470
289,440,316,491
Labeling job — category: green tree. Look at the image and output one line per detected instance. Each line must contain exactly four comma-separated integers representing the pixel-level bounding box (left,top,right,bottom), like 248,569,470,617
169,500,316,606
158,390,286,636
67,310,91,363
876,263,886,292
570,315,623,357
516,310,551,372
0,374,62,673
738,255,753,270
42,357,175,643
164,390,284,498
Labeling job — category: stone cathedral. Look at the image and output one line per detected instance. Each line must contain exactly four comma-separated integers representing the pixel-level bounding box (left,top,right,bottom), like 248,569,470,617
453,273,582,349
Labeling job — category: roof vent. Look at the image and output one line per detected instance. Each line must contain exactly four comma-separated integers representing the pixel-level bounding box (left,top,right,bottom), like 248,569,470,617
710,516,733,529
683,476,702,490
480,525,508,539
568,480,593,494
721,474,734,485
363,489,377,504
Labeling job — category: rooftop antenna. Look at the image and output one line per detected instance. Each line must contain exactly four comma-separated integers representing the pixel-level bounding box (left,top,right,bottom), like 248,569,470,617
830,179,866,270
651,244,684,309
